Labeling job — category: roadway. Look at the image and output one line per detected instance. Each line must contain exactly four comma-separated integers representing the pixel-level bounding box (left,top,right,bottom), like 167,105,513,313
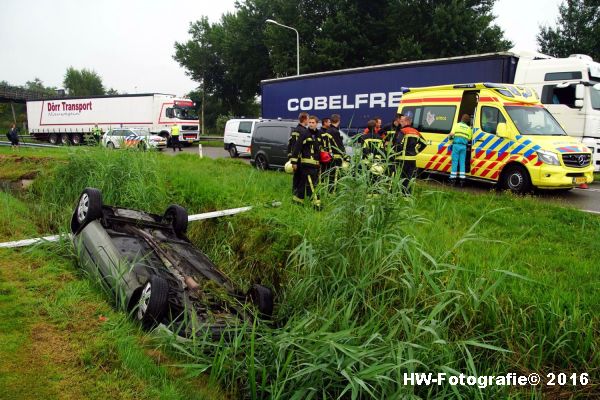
164,144,600,214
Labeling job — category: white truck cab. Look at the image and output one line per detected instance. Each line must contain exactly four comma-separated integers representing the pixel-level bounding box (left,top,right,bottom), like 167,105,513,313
513,51,600,170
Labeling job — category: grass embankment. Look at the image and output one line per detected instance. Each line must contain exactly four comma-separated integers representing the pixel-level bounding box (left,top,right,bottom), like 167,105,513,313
0,146,598,399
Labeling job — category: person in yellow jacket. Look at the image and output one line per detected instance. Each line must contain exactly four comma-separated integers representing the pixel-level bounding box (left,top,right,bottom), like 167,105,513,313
448,114,472,185
170,124,182,152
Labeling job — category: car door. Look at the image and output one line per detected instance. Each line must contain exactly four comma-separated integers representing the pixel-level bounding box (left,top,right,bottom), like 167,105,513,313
470,105,510,180
402,104,457,173
238,121,253,151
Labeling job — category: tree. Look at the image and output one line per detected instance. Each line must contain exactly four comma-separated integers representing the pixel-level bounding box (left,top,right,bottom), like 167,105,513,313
24,78,57,96
63,67,105,96
537,0,600,60
174,0,511,116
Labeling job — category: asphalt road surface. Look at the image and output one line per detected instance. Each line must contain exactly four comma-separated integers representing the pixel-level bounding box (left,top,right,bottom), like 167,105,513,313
164,145,600,214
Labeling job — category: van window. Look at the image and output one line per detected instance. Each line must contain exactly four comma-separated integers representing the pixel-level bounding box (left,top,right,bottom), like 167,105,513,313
408,105,455,134
544,71,582,81
255,126,287,142
541,85,576,107
238,121,253,134
480,106,506,135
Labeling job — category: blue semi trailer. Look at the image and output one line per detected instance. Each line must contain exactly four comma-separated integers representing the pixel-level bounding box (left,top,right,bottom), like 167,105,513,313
261,53,518,130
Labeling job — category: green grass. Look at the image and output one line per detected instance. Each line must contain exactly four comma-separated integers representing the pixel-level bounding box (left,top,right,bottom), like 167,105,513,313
0,146,598,398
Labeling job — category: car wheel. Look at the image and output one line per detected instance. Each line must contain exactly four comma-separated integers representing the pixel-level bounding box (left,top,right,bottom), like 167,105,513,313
255,154,268,170
74,188,103,232
500,165,532,194
60,133,70,145
107,142,115,149
138,141,147,151
163,204,188,237
228,144,238,158
136,276,169,329
48,133,58,145
248,284,273,318
71,133,82,145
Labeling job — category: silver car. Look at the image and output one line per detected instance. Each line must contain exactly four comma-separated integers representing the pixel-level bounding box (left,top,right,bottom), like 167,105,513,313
70,188,273,338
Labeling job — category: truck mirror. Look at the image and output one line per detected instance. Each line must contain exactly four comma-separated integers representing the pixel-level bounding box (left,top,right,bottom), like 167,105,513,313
575,99,584,108
575,84,585,99
496,122,509,138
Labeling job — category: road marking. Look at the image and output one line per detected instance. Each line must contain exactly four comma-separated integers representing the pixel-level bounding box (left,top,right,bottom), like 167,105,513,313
574,187,600,193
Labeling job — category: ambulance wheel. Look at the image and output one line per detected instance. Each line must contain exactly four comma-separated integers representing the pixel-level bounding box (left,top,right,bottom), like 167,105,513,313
501,165,531,194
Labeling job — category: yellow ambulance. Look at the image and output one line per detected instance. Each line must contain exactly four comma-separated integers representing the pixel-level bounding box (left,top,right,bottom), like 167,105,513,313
397,83,594,193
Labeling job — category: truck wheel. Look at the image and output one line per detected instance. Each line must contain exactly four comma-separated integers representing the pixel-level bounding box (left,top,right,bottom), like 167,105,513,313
163,204,188,237
248,284,273,318
228,144,238,158
255,154,268,170
49,133,58,145
500,165,532,194
71,134,82,145
136,276,169,329
60,133,70,145
73,188,103,232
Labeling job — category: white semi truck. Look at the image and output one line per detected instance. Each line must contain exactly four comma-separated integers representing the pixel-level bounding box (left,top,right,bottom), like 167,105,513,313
26,93,200,145
262,50,600,170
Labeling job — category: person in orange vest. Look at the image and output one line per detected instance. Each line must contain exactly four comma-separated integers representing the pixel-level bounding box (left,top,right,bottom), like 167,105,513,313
394,115,427,195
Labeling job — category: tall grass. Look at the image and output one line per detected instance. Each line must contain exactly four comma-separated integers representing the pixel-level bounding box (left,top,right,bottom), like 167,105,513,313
165,165,541,399
29,148,169,232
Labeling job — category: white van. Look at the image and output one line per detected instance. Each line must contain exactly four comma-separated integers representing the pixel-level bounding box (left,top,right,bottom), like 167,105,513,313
223,118,260,157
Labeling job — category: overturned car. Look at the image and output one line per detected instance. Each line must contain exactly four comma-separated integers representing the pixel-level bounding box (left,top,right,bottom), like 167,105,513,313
70,188,273,338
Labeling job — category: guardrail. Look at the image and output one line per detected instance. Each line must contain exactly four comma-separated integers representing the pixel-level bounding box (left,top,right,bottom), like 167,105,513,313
0,141,60,148
198,136,224,141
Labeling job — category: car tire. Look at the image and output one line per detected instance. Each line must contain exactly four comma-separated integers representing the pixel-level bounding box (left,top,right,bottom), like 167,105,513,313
71,133,82,145
107,142,115,149
228,144,238,158
500,164,532,194
136,276,169,329
248,284,273,318
138,142,147,151
72,187,103,232
255,154,268,170
163,204,188,237
48,133,58,145
60,133,70,145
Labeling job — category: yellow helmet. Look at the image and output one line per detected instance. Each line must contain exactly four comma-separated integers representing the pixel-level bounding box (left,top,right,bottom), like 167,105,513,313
341,160,350,170
370,164,384,175
284,161,294,174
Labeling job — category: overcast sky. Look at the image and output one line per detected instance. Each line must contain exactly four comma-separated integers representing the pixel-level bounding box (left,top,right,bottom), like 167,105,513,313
0,0,564,96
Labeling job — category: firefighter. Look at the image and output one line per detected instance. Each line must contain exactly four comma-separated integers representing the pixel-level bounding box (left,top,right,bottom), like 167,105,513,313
91,123,103,144
395,114,427,195
384,113,403,178
327,114,346,191
358,120,385,184
288,112,309,202
449,114,472,186
291,115,321,208
317,117,335,187
170,123,182,152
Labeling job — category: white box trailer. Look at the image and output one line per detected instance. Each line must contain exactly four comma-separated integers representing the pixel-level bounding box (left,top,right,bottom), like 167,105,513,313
26,93,199,145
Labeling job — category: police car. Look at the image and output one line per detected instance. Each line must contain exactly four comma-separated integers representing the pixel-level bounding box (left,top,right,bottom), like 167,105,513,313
102,128,167,150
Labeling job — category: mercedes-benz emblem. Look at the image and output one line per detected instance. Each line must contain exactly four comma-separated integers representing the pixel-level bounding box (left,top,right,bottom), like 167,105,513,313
577,155,586,166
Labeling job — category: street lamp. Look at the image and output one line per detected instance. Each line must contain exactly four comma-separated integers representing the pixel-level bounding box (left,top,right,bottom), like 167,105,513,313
265,19,300,75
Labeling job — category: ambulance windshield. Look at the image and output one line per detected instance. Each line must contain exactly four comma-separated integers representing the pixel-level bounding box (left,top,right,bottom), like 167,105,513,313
505,106,567,136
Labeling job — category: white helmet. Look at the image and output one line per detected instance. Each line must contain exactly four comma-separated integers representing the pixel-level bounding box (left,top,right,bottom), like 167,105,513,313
284,161,294,174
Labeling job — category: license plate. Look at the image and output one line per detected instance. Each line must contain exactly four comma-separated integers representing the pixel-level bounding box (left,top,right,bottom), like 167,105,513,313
574,176,587,184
